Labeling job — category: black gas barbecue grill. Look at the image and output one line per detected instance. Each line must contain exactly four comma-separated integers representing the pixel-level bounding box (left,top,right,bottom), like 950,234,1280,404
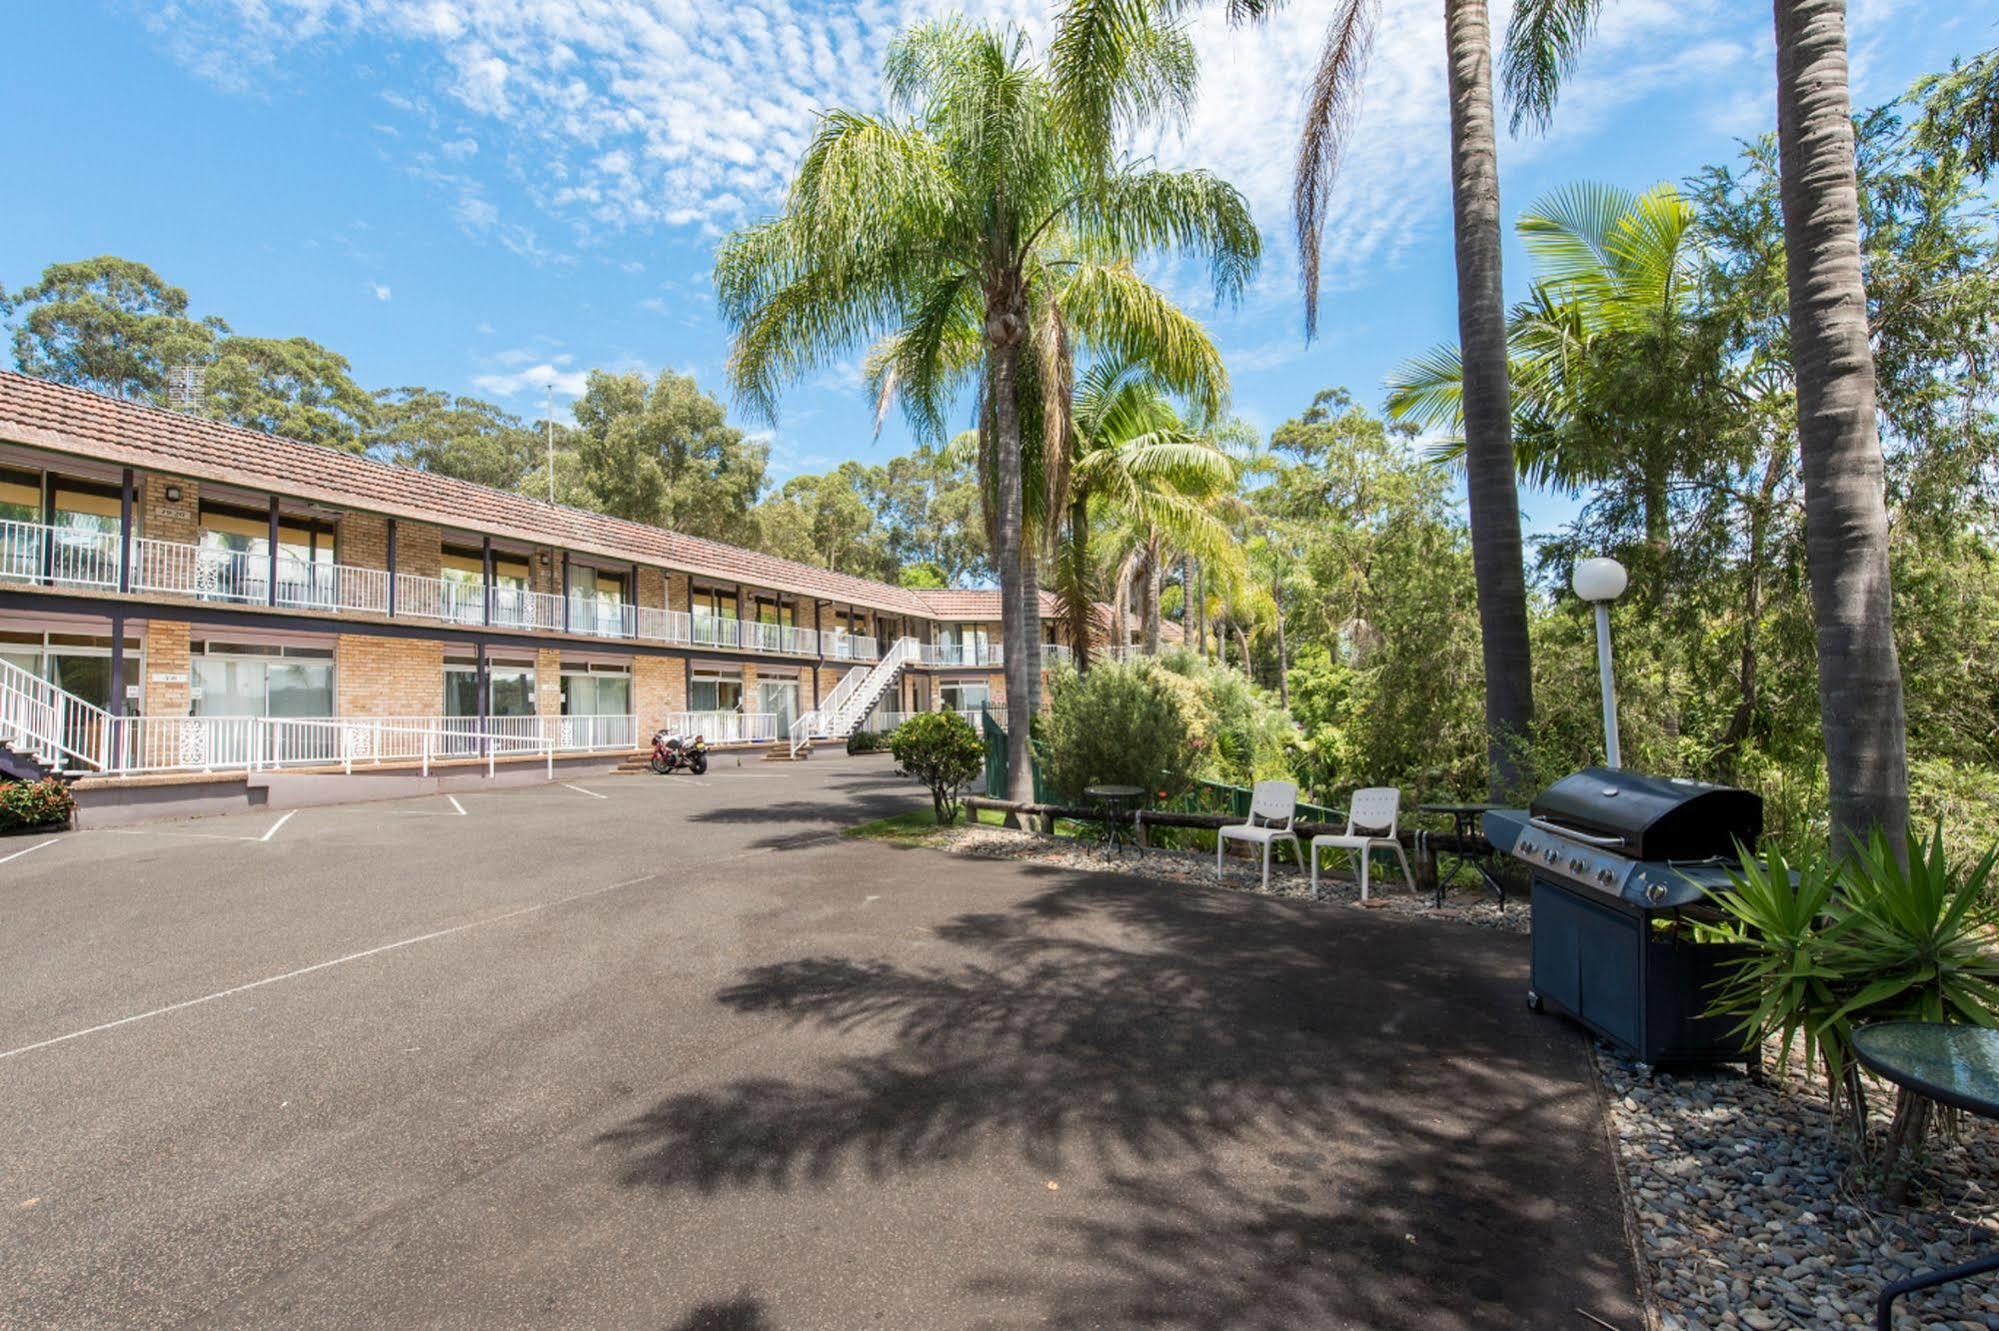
1483,767,1760,1065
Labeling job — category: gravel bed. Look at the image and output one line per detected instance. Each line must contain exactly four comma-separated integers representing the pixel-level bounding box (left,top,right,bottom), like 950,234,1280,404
941,822,1531,930
1600,1051,1999,1330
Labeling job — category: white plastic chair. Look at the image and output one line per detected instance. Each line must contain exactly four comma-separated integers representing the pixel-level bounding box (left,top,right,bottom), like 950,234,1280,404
1310,786,1415,901
1215,780,1302,891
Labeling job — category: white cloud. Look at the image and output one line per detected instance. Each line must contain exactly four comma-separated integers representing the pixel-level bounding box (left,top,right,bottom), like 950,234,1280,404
473,363,589,399
370,281,392,301
143,0,1781,284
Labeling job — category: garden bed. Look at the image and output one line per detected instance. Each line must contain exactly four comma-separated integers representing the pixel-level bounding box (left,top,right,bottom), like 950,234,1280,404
1602,1050,1999,1330
906,817,1530,931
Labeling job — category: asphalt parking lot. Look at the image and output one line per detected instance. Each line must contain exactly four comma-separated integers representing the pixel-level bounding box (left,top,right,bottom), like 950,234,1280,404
0,754,1639,1330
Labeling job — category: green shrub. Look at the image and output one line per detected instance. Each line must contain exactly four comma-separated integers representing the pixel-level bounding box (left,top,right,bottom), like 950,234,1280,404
1041,661,1193,805
890,712,983,825
0,777,74,832
846,729,886,754
1706,825,1999,1198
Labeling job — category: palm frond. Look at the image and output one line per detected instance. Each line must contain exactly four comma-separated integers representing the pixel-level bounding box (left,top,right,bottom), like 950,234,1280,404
1293,0,1377,339
1059,261,1230,421
1384,342,1465,433
1501,0,1605,134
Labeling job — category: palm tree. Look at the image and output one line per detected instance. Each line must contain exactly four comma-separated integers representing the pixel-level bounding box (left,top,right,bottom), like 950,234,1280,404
1067,362,1244,657
1387,181,1703,555
1504,0,1909,848
717,19,1259,801
1054,0,1537,799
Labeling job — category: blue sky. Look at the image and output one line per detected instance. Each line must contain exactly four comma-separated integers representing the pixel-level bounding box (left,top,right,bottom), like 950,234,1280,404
4,0,1992,539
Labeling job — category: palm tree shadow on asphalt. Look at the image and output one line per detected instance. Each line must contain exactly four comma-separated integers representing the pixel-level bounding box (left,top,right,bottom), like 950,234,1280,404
598,870,1640,1330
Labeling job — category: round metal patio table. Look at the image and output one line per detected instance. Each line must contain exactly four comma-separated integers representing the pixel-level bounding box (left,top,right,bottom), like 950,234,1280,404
1084,784,1145,858
1852,1021,1999,1330
1416,801,1507,908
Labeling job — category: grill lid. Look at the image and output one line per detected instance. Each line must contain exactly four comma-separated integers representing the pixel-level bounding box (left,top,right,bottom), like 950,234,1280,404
1529,766,1761,862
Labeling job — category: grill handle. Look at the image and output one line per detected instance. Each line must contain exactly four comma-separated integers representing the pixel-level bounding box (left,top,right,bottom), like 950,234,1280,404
1527,816,1628,849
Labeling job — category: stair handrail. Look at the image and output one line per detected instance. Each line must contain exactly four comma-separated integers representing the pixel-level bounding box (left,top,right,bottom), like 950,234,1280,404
0,656,115,773
828,636,919,736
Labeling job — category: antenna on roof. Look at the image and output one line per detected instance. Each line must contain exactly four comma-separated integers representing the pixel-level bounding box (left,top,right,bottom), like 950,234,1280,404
166,363,205,412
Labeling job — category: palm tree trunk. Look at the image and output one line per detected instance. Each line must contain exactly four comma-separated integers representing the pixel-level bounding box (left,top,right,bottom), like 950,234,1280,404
1068,495,1093,671
1195,561,1208,660
1273,575,1290,713
1143,538,1162,655
987,307,1034,804
1773,0,1909,850
1446,0,1536,801
1234,623,1252,682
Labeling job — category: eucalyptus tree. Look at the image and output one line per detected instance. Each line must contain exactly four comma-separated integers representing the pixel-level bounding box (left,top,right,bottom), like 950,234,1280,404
1055,0,1537,798
717,19,1258,800
1504,0,1910,849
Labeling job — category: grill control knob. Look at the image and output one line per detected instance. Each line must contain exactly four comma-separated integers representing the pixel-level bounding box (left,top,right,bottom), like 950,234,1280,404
1569,856,1587,874
1646,882,1668,905
1596,868,1616,887
1543,848,1560,865
1518,838,1535,855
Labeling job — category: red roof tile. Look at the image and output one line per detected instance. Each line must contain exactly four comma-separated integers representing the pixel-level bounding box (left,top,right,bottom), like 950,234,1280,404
0,370,938,616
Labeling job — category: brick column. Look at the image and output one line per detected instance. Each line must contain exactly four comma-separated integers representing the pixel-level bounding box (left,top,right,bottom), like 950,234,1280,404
142,620,192,717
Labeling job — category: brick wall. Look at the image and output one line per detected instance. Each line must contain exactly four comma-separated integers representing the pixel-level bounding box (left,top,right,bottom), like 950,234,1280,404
342,514,388,571
395,522,443,580
531,548,561,597
665,572,689,614
634,656,685,733
335,634,444,717
535,648,562,716
637,566,665,610
141,620,191,716
140,474,198,544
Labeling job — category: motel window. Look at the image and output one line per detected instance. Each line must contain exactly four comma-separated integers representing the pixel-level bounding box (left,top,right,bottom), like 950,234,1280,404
0,468,39,525
753,595,794,627
198,502,335,565
756,672,800,731
690,585,737,621
561,663,632,718
689,668,743,714
0,630,143,713
442,657,537,718
939,680,991,714
189,641,334,718
441,547,530,591
573,567,626,604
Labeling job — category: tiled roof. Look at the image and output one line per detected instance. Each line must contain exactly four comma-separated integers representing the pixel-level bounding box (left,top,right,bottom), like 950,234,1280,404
0,370,938,618
911,588,1062,618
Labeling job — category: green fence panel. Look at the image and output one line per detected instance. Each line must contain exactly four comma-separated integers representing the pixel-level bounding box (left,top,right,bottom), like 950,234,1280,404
981,707,1049,802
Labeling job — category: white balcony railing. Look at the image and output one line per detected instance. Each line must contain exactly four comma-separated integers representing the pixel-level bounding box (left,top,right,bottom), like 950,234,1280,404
664,710,778,745
272,557,391,614
488,586,564,633
921,641,1003,668
567,594,634,639
636,606,691,645
394,571,484,624
690,614,743,650
0,520,122,590
859,707,1002,734
824,632,879,663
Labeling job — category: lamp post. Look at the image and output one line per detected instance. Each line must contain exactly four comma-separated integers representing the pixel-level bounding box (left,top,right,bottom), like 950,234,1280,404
1572,557,1628,769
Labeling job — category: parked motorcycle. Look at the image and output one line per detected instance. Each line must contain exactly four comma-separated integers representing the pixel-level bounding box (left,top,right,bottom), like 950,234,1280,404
648,728,709,776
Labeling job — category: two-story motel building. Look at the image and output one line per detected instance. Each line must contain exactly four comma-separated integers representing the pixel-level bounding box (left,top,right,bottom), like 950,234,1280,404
0,371,1132,816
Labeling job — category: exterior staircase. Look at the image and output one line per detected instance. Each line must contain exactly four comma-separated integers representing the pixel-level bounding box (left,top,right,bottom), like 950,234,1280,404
785,637,920,757
0,657,109,781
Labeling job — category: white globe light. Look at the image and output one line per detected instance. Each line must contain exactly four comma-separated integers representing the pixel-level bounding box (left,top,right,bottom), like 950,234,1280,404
1572,556,1628,603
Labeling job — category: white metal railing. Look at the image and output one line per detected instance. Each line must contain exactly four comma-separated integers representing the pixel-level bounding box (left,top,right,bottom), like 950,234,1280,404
551,712,638,751
780,624,818,656
394,572,484,625
130,538,264,604
823,635,919,738
488,586,564,633
273,556,391,615
636,606,692,645
860,707,1001,734
0,520,123,590
0,658,113,772
825,632,879,662
567,594,635,639
690,614,743,650
1042,643,1074,667
920,640,1004,668
664,711,778,745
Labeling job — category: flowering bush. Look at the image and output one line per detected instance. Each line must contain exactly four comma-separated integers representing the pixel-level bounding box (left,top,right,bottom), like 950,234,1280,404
0,777,74,831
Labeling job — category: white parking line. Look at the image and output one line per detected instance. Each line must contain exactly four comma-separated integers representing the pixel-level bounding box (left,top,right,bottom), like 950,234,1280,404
0,838,59,867
103,810,297,844
561,783,608,800
0,872,663,1063
448,794,467,817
